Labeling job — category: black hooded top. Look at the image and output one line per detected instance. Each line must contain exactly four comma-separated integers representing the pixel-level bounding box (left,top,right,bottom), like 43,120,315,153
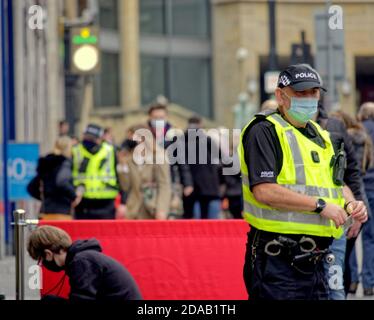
27,154,76,214
65,239,142,301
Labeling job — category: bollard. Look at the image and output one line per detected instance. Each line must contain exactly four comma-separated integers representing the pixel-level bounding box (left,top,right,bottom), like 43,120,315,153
13,210,39,301
14,209,26,301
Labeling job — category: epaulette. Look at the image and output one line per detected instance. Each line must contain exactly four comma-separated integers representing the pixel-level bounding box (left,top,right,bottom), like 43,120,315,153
254,109,278,119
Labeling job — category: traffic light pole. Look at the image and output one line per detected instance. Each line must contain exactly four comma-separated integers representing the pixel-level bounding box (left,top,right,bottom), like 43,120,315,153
326,0,336,110
268,0,278,71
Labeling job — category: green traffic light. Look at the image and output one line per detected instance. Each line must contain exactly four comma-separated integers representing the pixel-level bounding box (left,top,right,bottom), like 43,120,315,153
73,35,98,45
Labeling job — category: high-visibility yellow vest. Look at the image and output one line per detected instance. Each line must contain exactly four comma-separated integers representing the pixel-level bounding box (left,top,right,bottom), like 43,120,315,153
238,111,344,239
72,142,118,199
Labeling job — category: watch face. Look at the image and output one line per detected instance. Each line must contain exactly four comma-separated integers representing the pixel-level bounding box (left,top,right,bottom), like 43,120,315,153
318,199,326,207
316,199,326,213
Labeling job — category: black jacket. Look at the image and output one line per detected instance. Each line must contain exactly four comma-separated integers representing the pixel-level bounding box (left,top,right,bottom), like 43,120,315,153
362,119,374,192
223,153,242,197
154,123,193,188
27,154,76,214
348,127,372,174
182,131,223,198
65,239,142,301
317,110,363,200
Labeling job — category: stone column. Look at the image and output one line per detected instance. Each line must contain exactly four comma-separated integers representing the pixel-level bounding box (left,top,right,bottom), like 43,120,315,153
120,0,141,111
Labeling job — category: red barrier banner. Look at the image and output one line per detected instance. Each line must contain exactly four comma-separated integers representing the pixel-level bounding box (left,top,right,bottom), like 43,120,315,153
39,220,249,300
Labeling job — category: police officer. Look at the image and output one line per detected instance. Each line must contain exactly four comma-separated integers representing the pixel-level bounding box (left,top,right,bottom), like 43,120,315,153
72,124,119,220
239,64,368,300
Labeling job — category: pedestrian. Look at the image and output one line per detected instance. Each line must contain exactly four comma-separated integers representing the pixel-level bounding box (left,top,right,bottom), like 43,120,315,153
260,99,278,112
331,110,374,296
222,130,243,219
356,102,374,296
58,120,70,137
27,225,142,301
27,136,78,220
182,117,224,219
117,125,172,220
72,123,122,220
316,101,367,299
239,64,368,300
103,127,116,147
147,103,194,205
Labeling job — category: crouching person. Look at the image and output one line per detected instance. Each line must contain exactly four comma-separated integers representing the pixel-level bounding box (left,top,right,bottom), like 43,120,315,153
27,225,142,301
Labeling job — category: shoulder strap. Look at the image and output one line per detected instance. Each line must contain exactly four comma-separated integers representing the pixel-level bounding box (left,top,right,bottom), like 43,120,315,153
254,109,278,119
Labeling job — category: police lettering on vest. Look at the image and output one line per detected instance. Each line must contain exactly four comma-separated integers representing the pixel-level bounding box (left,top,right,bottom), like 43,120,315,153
238,113,344,239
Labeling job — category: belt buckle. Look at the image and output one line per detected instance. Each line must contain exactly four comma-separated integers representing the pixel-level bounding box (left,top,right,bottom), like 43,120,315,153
264,239,282,256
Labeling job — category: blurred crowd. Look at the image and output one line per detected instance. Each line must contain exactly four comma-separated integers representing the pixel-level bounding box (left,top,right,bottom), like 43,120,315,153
27,103,242,222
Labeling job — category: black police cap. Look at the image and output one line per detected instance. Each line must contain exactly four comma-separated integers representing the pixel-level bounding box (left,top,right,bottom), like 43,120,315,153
277,64,327,92
84,124,104,139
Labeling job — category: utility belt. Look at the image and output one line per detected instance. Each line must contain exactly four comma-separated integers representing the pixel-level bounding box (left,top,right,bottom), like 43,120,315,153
249,227,335,274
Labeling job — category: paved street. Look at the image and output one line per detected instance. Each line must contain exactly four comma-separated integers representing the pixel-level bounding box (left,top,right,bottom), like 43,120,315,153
0,255,40,300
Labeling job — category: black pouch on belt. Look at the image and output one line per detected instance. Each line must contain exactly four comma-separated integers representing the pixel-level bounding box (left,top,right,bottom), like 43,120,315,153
331,142,346,186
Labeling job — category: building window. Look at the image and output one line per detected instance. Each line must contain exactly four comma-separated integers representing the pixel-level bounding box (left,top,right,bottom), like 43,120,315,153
94,52,120,107
141,56,212,118
172,0,210,38
141,56,167,105
170,57,211,118
140,0,166,35
98,0,119,30
95,0,120,108
140,0,213,118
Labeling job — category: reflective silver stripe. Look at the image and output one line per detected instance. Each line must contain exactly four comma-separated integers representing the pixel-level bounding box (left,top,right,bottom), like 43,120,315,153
271,114,290,128
337,188,343,198
269,114,306,184
283,184,330,198
242,173,338,199
73,147,82,173
331,189,338,199
244,201,331,226
86,188,117,192
285,130,306,184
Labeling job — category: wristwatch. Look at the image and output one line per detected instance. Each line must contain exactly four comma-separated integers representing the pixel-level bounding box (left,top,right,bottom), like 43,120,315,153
314,198,327,213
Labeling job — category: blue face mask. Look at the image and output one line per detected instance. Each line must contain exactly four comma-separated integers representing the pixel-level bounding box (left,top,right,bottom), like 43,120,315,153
283,91,319,124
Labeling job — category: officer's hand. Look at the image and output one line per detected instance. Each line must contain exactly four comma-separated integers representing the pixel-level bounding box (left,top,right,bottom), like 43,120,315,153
347,220,362,239
116,204,127,220
320,203,348,228
347,201,368,224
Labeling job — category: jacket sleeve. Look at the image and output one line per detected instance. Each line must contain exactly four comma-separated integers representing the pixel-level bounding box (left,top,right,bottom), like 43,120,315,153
68,258,102,301
115,152,129,204
27,176,41,200
55,161,76,201
344,132,364,200
155,162,172,215
169,135,193,187
176,163,193,187
326,117,364,200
